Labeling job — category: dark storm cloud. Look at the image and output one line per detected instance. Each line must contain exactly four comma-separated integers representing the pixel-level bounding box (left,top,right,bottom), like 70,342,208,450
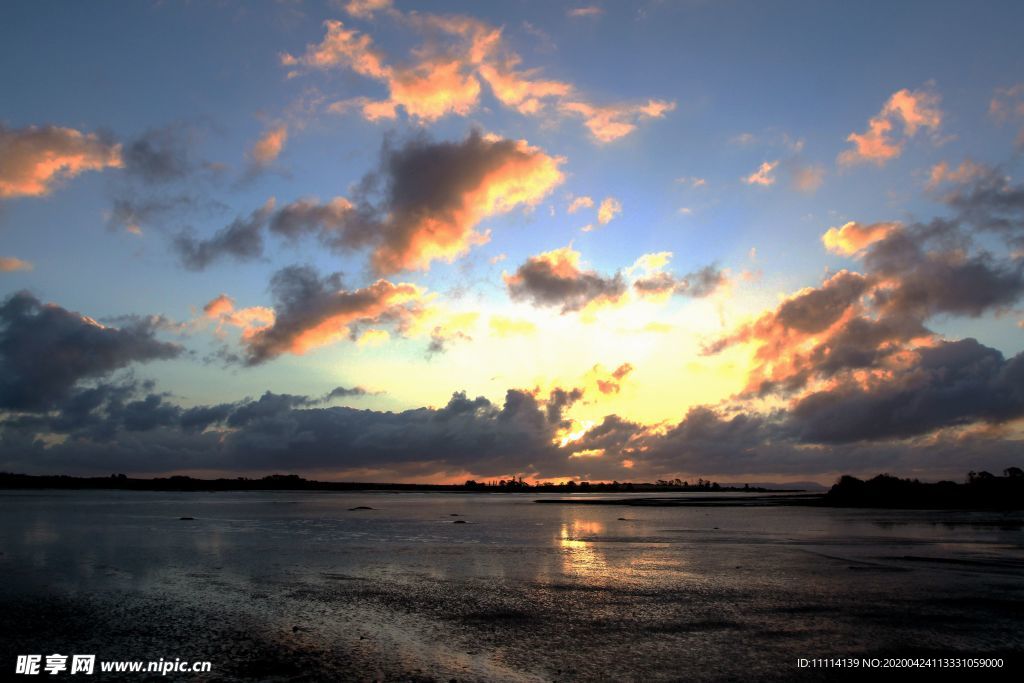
864,220,1024,319
789,338,1024,444
805,314,929,379
0,292,181,412
2,368,1022,481
173,199,275,270
0,384,583,478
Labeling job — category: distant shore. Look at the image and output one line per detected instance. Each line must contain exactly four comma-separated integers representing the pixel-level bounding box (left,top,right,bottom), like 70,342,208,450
0,472,785,494
3,469,1022,510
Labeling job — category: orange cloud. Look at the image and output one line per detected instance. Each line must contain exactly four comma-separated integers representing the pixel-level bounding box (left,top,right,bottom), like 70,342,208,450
288,14,673,140
0,257,33,272
343,0,393,19
202,293,275,340
248,124,288,166
245,278,426,362
0,124,122,198
477,59,572,115
203,294,235,318
925,160,988,191
744,160,778,186
567,195,594,213
383,59,482,121
839,86,943,167
705,270,874,394
0,255,32,272
281,20,390,79
560,99,676,142
822,221,900,256
590,362,634,395
597,196,621,225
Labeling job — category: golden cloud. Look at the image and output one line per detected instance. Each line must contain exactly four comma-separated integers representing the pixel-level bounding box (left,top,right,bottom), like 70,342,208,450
0,124,122,198
822,221,900,256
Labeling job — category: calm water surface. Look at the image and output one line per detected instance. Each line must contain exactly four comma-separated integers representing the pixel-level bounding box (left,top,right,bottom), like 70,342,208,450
1,490,1021,681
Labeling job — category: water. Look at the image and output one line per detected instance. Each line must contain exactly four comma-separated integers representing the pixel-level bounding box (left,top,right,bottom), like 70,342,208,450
1,490,1021,681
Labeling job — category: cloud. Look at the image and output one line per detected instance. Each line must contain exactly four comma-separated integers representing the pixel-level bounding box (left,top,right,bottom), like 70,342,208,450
567,7,604,18
989,83,1024,148
489,315,537,337
567,195,594,214
0,291,181,412
121,125,196,184
790,162,825,192
201,293,275,340
363,131,564,274
0,123,122,198
559,99,676,143
593,362,634,394
939,164,1024,235
789,338,1024,443
709,215,1024,402
864,221,1024,320
108,195,201,236
169,132,563,275
925,159,987,191
247,124,288,167
267,196,370,250
822,221,900,256
356,328,390,347
506,247,724,313
323,385,374,400
0,383,587,478
676,176,706,188
343,0,393,19
173,198,276,270
633,264,727,299
838,86,942,166
597,196,621,225
285,15,673,141
0,257,32,273
743,160,778,186
241,265,427,364
504,246,627,313
3,356,1022,481
202,294,235,319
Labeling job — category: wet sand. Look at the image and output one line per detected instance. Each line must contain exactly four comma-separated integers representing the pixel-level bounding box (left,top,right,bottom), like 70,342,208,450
1,491,1021,681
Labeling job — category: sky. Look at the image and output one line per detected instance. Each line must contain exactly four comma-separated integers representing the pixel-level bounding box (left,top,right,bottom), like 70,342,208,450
1,0,1024,485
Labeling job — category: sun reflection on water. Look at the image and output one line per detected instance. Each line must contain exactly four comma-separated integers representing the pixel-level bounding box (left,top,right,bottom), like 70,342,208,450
558,519,607,576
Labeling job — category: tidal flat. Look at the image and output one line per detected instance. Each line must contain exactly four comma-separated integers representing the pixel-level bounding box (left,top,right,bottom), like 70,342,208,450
1,490,1021,681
